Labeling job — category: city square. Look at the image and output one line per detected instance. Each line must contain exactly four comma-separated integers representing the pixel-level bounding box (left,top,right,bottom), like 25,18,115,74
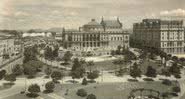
0,0,185,99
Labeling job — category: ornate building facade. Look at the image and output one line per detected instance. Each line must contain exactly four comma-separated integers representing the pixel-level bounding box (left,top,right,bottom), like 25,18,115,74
62,18,129,56
133,19,184,54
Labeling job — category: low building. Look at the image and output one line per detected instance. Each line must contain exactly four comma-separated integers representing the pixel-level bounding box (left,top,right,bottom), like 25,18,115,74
62,17,130,56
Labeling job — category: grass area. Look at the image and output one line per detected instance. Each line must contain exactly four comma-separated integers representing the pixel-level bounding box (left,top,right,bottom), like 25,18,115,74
3,81,178,99
93,59,119,70
180,93,185,99
139,59,163,74
59,81,177,99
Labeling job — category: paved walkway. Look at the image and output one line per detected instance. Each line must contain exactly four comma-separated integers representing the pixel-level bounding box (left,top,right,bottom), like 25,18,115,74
37,57,71,70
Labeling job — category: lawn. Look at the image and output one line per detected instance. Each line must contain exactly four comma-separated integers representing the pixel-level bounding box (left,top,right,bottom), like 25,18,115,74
3,81,178,99
139,59,163,74
59,81,177,99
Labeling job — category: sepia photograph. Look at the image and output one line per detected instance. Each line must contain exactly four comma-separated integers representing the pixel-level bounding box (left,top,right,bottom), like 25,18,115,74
0,0,185,99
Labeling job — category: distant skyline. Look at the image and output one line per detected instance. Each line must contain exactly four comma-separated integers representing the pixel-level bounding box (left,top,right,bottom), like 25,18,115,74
0,0,185,30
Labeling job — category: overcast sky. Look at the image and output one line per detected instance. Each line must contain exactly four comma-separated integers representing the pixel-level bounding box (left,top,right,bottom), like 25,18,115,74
0,0,185,30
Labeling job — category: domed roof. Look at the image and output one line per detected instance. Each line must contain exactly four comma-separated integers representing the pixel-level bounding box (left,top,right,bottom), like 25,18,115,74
84,19,102,27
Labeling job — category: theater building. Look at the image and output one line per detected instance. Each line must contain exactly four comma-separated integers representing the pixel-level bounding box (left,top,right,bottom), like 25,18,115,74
62,18,129,56
133,19,184,54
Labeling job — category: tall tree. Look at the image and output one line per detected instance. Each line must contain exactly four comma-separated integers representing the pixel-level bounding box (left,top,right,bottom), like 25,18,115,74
63,51,73,63
45,81,55,93
169,63,180,76
28,84,40,96
4,74,16,84
12,64,23,76
44,66,52,77
87,70,99,81
86,61,94,73
145,66,157,78
130,63,141,79
51,71,64,83
44,46,53,60
23,46,37,63
71,58,85,81
53,45,59,58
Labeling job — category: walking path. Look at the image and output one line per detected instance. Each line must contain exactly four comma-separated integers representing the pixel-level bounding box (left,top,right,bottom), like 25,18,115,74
37,57,71,70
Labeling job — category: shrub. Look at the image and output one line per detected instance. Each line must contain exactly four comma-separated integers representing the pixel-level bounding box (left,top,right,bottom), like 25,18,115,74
161,92,169,98
161,68,171,77
0,70,6,80
44,67,52,77
87,94,96,99
145,66,157,78
51,71,64,83
26,93,39,98
27,75,35,79
82,78,88,85
172,86,181,93
12,64,23,76
174,74,181,79
76,89,87,97
127,79,138,82
162,79,172,86
170,92,179,97
27,84,40,98
143,78,154,81
44,81,55,93
4,74,16,84
87,71,99,81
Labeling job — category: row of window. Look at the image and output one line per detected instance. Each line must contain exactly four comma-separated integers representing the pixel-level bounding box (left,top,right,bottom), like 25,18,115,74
161,42,183,47
163,48,184,53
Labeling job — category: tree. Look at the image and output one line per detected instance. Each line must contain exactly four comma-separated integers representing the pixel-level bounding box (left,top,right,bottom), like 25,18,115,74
76,89,87,97
12,64,23,76
72,58,81,71
23,46,38,63
51,71,64,83
161,68,171,77
28,84,40,97
23,60,43,73
172,86,181,93
86,61,94,73
71,67,85,81
149,52,155,60
23,65,37,78
115,45,122,55
179,58,185,66
145,66,157,78
130,63,141,79
172,56,178,62
71,58,85,81
53,45,59,58
0,70,6,80
82,78,88,85
169,63,180,76
87,94,97,99
113,58,124,71
87,70,99,81
44,66,52,77
4,74,16,84
111,50,115,56
63,51,73,63
44,46,53,60
45,81,55,93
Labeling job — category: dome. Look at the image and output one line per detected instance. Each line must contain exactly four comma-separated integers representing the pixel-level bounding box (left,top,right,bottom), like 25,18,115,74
83,19,102,27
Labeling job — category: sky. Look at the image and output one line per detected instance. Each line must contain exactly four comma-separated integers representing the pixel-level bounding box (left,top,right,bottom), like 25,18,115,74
0,0,185,30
